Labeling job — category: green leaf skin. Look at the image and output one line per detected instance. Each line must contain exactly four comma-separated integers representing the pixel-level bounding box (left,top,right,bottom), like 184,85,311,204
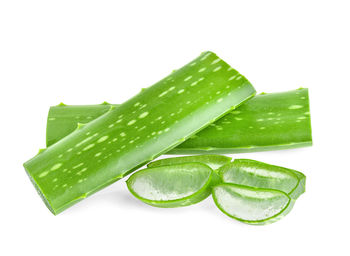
172,88,312,153
46,89,312,154
147,155,232,170
212,183,294,225
218,159,306,200
24,51,256,215
127,163,215,207
46,102,116,147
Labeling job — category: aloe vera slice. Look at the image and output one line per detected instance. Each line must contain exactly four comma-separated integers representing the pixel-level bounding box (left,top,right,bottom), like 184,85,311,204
212,183,293,225
219,159,306,199
46,89,312,154
147,155,232,170
127,163,214,207
24,51,256,215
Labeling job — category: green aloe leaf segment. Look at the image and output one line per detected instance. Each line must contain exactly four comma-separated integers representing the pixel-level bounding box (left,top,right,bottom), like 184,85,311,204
23,51,256,215
127,163,215,207
212,183,294,225
218,159,306,200
174,88,312,153
46,89,311,153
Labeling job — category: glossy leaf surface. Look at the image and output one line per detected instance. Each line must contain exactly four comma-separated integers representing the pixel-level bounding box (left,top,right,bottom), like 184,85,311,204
219,159,306,199
212,183,293,225
127,163,214,207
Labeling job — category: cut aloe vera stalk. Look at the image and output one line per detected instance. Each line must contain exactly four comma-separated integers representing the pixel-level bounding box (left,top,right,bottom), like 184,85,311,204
46,102,116,147
127,163,215,207
212,183,294,225
172,88,312,153
219,159,305,200
46,89,312,154
147,155,232,170
24,51,256,215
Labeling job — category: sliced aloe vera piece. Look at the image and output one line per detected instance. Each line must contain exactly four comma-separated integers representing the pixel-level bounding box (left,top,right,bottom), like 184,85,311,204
127,163,214,207
212,183,294,225
24,51,255,215
46,89,312,154
219,159,305,200
147,155,232,170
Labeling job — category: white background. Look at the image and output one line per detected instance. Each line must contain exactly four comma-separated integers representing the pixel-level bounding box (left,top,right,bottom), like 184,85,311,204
1,0,349,255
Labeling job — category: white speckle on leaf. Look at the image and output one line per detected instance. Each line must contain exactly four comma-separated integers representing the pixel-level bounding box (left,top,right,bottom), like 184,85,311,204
83,144,95,151
139,112,149,118
97,136,109,143
73,163,84,169
198,67,206,72
39,171,49,178
177,89,185,94
288,105,303,110
158,91,168,97
184,76,192,81
51,163,62,171
228,75,236,81
200,52,211,61
213,66,222,72
127,120,136,125
211,58,221,65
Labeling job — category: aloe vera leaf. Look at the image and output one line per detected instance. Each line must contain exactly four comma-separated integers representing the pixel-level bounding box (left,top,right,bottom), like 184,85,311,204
46,102,117,147
147,155,232,170
212,183,294,225
46,89,312,154
218,159,306,200
172,88,312,153
24,51,256,215
127,163,215,207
